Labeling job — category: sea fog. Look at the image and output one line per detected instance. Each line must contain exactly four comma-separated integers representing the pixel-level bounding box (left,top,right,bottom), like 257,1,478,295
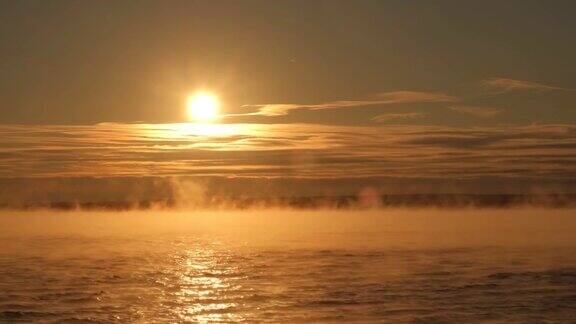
2,208,576,322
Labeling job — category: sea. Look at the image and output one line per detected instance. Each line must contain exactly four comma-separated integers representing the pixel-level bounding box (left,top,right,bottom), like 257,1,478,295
1,208,575,322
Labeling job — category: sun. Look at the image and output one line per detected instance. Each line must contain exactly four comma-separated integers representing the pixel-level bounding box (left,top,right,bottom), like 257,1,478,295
186,92,220,123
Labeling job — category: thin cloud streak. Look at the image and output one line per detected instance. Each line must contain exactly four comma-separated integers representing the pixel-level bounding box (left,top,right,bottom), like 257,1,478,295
376,91,456,103
237,91,457,117
449,106,502,118
481,78,571,93
372,112,427,123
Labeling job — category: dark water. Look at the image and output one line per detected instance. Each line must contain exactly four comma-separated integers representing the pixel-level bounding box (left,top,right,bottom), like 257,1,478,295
1,209,576,322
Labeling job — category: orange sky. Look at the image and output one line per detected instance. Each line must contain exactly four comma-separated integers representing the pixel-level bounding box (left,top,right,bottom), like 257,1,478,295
0,1,575,198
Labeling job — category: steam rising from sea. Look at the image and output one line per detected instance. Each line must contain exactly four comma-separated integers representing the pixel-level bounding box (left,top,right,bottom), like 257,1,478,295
1,177,575,210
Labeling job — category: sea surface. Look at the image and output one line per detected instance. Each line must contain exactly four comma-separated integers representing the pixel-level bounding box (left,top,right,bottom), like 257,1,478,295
1,209,576,323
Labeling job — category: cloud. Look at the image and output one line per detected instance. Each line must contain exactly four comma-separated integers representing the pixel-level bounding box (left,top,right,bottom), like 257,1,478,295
480,78,570,93
0,123,575,184
238,91,457,116
234,79,571,118
449,105,502,118
372,112,427,123
376,91,456,103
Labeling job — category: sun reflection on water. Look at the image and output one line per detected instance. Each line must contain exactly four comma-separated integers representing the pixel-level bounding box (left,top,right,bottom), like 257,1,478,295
172,247,247,323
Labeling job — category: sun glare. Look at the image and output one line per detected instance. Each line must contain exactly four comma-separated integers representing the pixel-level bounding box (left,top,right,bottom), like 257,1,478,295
186,92,221,123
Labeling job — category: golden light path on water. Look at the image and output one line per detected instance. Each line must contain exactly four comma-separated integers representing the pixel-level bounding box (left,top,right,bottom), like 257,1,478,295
174,247,245,322
149,241,248,322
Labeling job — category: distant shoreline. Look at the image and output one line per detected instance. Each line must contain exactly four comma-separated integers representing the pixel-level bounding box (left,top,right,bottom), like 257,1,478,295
2,194,576,211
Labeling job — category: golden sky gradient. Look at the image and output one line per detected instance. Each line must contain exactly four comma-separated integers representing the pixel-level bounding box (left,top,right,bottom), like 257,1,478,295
0,0,575,198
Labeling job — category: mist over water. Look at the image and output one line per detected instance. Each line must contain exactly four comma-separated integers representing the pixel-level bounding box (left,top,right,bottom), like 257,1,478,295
2,208,576,322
